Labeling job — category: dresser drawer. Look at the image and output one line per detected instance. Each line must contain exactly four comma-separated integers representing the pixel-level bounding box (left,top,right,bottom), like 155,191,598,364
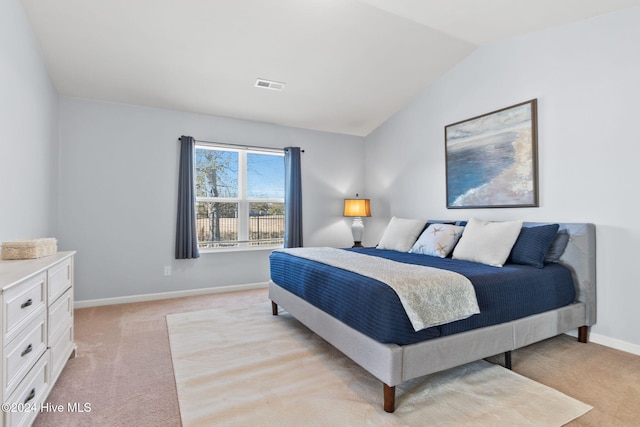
48,289,73,342
3,273,46,344
50,324,74,384
48,258,72,304
3,351,50,427
3,311,47,398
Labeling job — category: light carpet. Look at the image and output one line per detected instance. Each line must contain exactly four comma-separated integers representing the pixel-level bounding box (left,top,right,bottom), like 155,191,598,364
167,304,591,426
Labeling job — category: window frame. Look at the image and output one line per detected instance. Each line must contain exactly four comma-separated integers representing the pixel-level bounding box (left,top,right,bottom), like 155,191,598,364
194,143,285,252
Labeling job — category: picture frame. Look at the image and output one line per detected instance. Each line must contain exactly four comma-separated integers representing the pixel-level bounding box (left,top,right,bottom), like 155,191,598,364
445,99,538,209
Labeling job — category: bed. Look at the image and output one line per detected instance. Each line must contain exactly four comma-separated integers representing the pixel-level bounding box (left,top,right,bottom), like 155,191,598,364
268,220,596,412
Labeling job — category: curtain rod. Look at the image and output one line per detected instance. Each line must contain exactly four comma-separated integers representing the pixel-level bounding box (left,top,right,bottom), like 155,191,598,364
178,137,303,153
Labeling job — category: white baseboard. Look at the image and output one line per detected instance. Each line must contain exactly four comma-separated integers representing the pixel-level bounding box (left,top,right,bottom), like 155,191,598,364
74,282,269,309
589,332,640,356
565,329,640,356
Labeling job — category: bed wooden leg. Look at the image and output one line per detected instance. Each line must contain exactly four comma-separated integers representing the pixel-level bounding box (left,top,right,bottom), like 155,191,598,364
271,301,278,316
504,351,512,370
578,326,589,343
383,384,395,413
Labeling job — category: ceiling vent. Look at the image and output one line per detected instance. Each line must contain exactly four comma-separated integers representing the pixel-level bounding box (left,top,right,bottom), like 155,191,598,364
255,78,286,91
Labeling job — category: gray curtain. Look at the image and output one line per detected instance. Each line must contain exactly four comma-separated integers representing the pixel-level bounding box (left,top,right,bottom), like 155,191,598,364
175,136,200,259
284,147,303,248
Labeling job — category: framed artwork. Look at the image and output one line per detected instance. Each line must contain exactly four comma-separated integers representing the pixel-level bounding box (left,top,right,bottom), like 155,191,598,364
445,99,538,209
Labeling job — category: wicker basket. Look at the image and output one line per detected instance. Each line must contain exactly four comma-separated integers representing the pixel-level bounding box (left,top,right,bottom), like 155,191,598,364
1,238,57,260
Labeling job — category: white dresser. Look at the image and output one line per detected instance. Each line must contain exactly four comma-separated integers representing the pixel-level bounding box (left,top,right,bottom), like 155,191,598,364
0,252,76,427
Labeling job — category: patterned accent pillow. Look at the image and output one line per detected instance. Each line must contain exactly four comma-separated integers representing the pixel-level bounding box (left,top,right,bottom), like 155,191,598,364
409,224,465,258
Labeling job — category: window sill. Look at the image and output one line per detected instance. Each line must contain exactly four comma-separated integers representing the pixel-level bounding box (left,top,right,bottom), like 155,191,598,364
199,244,283,254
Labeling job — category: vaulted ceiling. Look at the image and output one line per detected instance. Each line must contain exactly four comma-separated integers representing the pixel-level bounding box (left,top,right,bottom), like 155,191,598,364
21,0,640,136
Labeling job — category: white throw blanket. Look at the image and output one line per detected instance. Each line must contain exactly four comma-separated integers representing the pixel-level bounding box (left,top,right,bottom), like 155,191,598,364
276,247,480,331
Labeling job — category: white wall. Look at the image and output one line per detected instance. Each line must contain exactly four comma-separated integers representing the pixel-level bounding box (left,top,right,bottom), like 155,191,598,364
59,98,364,302
364,7,640,350
0,0,59,242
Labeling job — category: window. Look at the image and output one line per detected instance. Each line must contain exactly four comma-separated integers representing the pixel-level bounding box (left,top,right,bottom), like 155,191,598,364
195,144,285,249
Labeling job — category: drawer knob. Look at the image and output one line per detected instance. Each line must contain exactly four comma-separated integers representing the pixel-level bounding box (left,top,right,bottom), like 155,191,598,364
24,388,36,404
21,344,33,357
20,299,33,309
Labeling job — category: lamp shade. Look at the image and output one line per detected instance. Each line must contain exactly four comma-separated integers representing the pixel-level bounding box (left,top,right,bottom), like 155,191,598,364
343,199,371,217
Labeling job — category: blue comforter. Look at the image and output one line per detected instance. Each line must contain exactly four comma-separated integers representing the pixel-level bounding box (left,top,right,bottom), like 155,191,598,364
269,248,575,345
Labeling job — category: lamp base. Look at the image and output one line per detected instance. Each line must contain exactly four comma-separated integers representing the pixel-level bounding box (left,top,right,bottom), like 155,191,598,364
351,217,364,248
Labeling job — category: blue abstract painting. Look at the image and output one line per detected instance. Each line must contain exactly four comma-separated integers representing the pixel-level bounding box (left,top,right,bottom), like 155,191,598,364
445,99,538,208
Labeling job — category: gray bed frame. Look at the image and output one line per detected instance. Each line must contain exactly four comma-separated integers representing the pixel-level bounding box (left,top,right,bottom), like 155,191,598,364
269,222,596,412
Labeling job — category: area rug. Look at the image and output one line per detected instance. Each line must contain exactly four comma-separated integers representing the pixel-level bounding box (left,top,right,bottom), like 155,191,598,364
167,303,591,426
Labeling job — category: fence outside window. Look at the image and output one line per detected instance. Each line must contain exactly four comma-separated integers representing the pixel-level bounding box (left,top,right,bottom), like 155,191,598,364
196,211,284,248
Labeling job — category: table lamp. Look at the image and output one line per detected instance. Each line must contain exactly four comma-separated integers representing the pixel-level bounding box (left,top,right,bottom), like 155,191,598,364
343,196,371,247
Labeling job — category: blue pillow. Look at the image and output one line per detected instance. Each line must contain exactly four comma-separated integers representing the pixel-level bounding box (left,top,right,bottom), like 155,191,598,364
544,229,570,263
508,224,560,268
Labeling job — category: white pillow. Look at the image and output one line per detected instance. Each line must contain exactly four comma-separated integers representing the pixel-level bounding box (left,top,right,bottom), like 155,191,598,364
409,224,465,258
452,218,523,267
376,217,427,252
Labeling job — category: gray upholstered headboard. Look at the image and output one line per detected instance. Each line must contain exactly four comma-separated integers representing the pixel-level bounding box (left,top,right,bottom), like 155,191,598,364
526,222,597,326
